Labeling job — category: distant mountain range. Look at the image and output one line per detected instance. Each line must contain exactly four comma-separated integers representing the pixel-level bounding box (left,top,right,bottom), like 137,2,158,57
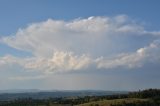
0,89,128,101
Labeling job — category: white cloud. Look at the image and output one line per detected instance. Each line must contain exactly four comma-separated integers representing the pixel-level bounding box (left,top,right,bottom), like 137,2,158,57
1,39,160,73
1,17,108,57
96,40,160,69
0,15,160,74
2,15,159,57
25,51,91,73
0,55,25,68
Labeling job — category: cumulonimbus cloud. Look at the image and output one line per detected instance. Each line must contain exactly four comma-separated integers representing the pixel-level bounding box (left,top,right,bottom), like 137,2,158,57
0,15,160,73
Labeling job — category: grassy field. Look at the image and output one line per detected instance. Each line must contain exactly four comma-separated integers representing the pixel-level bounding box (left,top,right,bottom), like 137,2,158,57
76,98,148,106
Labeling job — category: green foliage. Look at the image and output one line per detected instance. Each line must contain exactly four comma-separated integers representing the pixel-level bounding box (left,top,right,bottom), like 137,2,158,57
128,88,160,98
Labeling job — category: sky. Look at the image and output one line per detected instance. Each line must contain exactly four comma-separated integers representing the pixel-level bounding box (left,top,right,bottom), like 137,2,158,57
0,0,160,91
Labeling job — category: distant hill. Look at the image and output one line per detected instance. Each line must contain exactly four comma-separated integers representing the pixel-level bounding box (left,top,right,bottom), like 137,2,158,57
0,89,40,93
0,90,128,101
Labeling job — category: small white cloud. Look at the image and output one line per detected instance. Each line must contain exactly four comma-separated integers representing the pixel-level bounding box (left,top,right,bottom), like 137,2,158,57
96,40,160,69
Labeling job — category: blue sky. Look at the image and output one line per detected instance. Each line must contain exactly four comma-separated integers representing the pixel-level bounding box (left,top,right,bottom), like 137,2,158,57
0,0,160,35
0,0,160,90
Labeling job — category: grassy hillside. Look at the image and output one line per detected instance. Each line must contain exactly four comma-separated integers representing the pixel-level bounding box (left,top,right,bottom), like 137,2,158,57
76,98,148,106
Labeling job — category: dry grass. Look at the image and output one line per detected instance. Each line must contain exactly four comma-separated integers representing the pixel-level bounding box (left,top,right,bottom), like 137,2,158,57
76,98,148,106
